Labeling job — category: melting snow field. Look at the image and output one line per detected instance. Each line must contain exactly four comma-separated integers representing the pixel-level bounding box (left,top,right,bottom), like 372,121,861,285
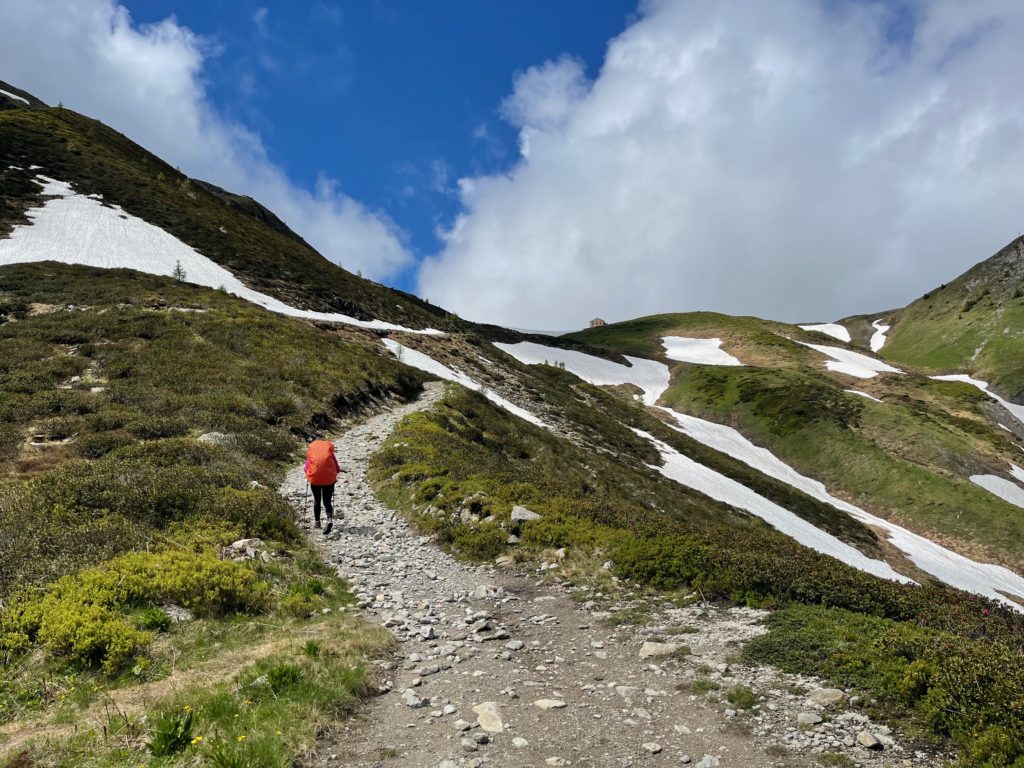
0,89,29,105
799,323,850,343
931,374,1024,427
844,390,884,403
661,336,744,366
801,341,903,379
971,473,1024,510
383,339,545,427
869,319,890,352
661,407,1024,609
494,341,670,405
633,428,910,583
0,176,442,335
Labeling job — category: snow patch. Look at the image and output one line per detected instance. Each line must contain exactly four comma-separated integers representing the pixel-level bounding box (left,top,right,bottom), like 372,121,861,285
633,428,911,583
800,341,903,379
494,341,670,405
0,88,29,105
1011,465,1024,486
799,323,850,343
0,176,442,335
931,374,1024,427
869,319,890,352
844,390,884,403
383,339,545,427
661,336,743,366
971,474,1024,510
661,407,1024,609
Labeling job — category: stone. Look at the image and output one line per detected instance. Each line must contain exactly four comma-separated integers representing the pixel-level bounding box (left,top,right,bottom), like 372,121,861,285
642,742,663,754
419,665,441,676
512,737,529,748
442,704,457,715
695,757,720,768
473,732,490,745
472,701,504,733
797,712,823,725
495,555,515,567
161,603,194,623
461,738,479,752
857,731,883,750
403,689,426,708
454,719,472,732
638,641,680,659
505,640,525,651
198,431,232,446
724,708,737,718
681,757,692,765
533,699,567,710
807,688,845,708
418,625,436,640
511,505,541,522
545,759,569,767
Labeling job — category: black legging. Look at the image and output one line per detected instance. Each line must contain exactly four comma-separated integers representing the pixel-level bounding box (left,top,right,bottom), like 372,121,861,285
311,484,335,521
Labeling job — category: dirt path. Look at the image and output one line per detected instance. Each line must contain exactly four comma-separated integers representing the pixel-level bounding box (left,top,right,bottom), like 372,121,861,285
279,383,947,768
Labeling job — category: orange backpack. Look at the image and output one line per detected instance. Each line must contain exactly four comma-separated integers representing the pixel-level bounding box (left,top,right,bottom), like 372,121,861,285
305,440,338,485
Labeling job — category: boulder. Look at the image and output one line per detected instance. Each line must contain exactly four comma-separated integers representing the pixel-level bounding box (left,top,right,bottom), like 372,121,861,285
197,431,232,446
857,731,883,750
510,505,541,522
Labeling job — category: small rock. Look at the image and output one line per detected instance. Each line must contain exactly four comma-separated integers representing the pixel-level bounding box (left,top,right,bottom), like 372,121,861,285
545,759,569,767
403,690,426,708
638,641,680,659
533,699,567,710
807,688,845,708
724,708,737,718
797,712,823,725
857,731,883,750
473,732,490,745
695,757,720,768
680,757,691,765
461,738,479,752
642,742,663,754
198,431,232,446
472,701,504,732
454,719,472,732
512,737,529,748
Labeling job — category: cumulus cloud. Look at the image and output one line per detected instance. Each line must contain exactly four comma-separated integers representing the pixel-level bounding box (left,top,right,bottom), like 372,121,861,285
0,0,411,280
419,0,1024,329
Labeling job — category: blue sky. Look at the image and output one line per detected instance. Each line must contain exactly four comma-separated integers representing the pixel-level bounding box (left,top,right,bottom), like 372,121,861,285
129,0,637,292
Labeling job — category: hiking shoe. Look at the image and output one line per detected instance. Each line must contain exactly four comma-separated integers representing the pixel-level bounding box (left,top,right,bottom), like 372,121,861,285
322,519,333,535
314,518,321,530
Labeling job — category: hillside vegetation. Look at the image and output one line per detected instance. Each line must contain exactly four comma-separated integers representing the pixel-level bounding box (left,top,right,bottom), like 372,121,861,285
0,264,421,765
880,236,1024,401
566,312,1024,571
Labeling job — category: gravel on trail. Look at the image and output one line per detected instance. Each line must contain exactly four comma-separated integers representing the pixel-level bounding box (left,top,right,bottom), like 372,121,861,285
279,382,948,768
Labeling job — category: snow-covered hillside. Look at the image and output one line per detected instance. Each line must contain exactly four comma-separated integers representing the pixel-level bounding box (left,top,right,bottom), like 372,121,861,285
0,176,441,335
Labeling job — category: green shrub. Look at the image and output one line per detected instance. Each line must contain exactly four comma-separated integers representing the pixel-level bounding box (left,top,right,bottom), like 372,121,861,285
137,607,172,633
148,708,194,756
0,550,267,672
75,430,134,458
726,685,757,709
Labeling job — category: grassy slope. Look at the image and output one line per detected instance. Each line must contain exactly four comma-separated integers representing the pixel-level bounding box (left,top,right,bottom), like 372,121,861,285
370,385,1024,764
0,264,422,764
879,237,1024,401
565,313,1024,570
0,106,449,329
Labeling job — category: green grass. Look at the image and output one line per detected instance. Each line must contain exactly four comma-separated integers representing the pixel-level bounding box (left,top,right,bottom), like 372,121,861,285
879,237,1024,401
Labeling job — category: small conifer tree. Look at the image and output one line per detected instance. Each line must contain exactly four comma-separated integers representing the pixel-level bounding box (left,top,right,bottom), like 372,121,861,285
172,260,187,281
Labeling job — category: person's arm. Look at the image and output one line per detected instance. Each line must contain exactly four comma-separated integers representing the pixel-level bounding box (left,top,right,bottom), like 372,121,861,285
333,454,341,472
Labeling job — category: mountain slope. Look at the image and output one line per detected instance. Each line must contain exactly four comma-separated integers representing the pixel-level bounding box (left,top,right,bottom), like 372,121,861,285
877,235,1024,401
0,92,448,330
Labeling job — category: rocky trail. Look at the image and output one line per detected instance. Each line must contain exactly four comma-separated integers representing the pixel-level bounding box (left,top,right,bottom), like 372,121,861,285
279,383,948,768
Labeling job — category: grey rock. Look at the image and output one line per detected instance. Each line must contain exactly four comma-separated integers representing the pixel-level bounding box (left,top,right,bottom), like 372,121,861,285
454,719,472,732
695,757,720,768
512,737,529,748
533,698,567,710
807,688,845,708
638,641,680,659
797,712,823,725
857,731,882,750
642,742,663,754
198,431,232,446
510,505,541,522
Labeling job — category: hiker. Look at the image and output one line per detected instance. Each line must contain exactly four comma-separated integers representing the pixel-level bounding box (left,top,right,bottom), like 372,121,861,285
305,439,341,535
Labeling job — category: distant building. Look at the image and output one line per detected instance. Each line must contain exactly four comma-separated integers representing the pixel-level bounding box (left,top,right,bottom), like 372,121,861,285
589,318,607,328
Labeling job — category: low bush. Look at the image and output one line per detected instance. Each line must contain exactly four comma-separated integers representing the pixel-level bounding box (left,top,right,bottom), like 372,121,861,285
0,550,268,672
745,605,1024,766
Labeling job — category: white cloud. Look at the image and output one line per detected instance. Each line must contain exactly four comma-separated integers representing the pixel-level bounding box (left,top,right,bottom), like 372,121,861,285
0,0,411,281
419,0,1024,329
